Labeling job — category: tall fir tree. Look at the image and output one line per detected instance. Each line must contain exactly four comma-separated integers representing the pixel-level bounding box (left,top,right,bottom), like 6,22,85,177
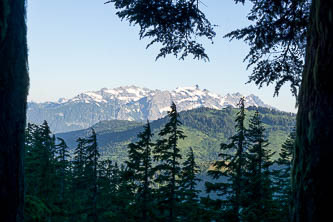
102,163,137,221
205,97,247,222
24,121,61,221
38,121,57,205
153,102,186,222
274,128,295,222
71,137,88,222
242,110,276,222
84,128,100,222
97,159,118,221
54,137,71,221
24,123,51,222
127,121,154,221
24,123,41,198
0,1,29,220
179,147,201,222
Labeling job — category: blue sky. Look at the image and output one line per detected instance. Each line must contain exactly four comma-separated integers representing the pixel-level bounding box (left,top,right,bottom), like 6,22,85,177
27,0,297,112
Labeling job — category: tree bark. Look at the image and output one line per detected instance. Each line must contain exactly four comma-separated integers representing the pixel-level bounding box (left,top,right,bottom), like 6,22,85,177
0,0,28,221
292,0,333,221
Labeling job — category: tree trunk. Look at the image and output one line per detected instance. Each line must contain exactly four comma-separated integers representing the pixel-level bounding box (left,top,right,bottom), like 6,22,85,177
0,0,28,221
292,0,333,221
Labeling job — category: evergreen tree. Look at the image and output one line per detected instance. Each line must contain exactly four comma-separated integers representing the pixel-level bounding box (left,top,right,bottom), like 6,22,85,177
24,123,51,222
107,0,215,60
0,1,29,220
242,110,276,222
24,123,41,197
104,163,136,222
30,122,58,219
127,121,154,221
71,137,88,222
55,138,70,201
24,121,60,221
97,159,117,221
179,147,201,222
38,121,57,204
54,137,71,221
84,128,100,222
153,102,186,222
205,98,247,222
274,128,295,222
70,130,100,222
199,196,224,222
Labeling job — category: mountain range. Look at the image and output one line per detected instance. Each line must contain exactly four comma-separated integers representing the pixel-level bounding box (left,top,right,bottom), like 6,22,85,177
27,85,275,133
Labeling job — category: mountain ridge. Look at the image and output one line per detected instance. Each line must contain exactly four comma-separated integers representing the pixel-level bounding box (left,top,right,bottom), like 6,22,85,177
27,85,277,133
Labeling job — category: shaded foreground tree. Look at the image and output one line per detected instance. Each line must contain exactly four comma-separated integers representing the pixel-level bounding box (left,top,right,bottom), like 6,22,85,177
292,1,333,221
0,0,28,221
109,0,333,220
226,0,310,97
106,0,216,61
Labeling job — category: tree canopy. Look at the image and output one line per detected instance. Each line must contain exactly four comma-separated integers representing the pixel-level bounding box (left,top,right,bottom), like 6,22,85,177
106,0,216,61
108,0,310,97
226,0,310,97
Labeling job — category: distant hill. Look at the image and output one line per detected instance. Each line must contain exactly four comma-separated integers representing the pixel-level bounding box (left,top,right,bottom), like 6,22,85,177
28,85,276,133
57,107,295,170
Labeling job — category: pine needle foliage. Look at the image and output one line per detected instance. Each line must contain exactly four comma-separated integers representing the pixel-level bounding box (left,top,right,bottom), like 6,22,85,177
273,128,295,222
24,122,60,221
180,147,200,202
106,0,216,61
179,147,201,221
84,129,100,222
54,138,71,220
226,0,311,97
70,137,89,221
126,120,154,221
206,98,247,222
153,102,186,222
242,110,276,222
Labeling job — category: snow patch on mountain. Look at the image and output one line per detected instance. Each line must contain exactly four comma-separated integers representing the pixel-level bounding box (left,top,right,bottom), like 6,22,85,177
27,85,276,133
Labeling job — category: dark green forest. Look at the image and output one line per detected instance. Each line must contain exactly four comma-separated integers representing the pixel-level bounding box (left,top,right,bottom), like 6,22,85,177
24,102,294,221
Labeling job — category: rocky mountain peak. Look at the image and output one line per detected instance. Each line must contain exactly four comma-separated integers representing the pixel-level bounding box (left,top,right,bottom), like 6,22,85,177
27,85,275,133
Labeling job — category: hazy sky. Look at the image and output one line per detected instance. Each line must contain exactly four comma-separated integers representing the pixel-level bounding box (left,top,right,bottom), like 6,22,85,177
27,0,297,112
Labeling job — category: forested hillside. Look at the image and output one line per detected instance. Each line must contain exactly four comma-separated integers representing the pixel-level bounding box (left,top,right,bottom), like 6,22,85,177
57,106,295,169
24,103,295,221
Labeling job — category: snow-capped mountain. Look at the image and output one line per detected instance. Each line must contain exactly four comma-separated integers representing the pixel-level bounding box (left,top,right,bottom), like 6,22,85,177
27,85,275,133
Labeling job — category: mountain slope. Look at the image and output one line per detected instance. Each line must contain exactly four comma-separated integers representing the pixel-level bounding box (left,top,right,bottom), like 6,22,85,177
57,107,295,169
28,85,276,133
